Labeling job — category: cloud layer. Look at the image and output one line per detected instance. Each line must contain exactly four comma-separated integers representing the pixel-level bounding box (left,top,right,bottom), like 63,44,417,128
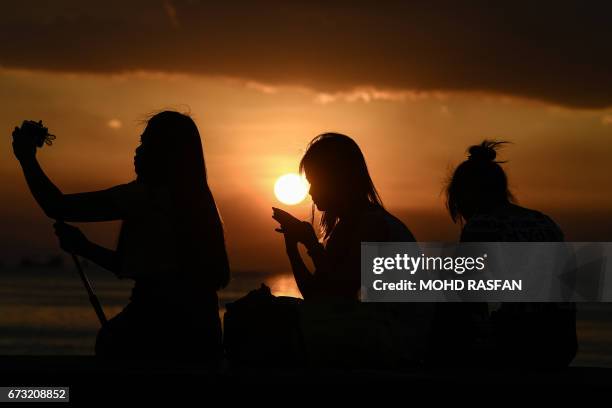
2,1,611,108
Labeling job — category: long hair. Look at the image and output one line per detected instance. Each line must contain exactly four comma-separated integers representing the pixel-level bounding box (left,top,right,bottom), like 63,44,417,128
446,140,515,224
299,133,383,239
128,110,229,290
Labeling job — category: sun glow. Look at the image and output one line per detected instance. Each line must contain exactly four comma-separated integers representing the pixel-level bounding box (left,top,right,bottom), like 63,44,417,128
274,173,309,205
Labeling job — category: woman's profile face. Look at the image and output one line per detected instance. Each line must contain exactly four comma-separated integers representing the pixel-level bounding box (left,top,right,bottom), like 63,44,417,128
134,136,143,176
305,169,338,212
134,131,151,177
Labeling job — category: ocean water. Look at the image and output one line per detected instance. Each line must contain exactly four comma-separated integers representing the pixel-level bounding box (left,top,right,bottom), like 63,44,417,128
0,265,299,355
1,265,611,367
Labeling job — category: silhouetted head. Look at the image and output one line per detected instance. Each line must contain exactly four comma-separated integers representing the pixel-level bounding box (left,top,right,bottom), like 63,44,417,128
446,140,514,224
135,111,206,189
124,111,229,290
299,133,383,238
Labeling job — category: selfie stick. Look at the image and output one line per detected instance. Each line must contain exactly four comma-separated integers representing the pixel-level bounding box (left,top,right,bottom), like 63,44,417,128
54,219,107,326
68,245,108,326
23,120,108,326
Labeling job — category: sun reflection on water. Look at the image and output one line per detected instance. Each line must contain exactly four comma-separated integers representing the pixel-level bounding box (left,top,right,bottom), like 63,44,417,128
265,273,302,299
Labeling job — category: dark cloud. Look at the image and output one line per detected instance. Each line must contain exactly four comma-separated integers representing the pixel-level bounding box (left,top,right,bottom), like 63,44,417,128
2,1,611,108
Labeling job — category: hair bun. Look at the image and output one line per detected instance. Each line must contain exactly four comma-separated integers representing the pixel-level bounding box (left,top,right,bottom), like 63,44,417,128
468,140,505,162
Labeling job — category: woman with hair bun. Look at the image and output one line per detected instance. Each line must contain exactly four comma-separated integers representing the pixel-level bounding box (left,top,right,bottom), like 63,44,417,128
438,140,577,368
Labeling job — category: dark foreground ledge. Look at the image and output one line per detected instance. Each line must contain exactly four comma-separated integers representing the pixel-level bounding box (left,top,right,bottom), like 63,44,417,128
0,356,610,401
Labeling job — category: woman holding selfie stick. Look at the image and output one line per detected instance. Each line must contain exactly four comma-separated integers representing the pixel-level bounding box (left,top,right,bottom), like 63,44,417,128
11,111,229,364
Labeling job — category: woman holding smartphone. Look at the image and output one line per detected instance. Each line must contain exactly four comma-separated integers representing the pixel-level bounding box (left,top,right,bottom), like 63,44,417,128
272,133,415,301
270,133,434,367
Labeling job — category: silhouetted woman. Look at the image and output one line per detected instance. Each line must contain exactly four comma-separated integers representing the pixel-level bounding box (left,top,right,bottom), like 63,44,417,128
273,133,416,300
270,133,433,366
443,140,577,367
12,111,229,364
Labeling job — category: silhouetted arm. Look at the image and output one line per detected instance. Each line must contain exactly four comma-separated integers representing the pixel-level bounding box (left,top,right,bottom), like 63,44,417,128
18,156,134,222
304,217,386,300
285,239,339,300
18,155,64,218
274,209,344,298
285,241,317,298
287,238,361,300
53,222,121,274
80,241,120,274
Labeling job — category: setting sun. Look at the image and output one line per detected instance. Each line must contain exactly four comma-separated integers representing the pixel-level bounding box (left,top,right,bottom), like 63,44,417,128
274,173,309,205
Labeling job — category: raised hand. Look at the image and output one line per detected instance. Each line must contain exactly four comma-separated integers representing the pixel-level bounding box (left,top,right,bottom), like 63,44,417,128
11,120,55,162
11,126,37,162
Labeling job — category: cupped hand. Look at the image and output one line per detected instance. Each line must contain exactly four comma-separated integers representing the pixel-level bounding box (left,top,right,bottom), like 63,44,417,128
53,222,89,255
272,207,318,248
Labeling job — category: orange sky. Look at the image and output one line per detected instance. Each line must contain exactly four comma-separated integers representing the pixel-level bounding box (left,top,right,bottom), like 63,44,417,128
1,67,612,271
